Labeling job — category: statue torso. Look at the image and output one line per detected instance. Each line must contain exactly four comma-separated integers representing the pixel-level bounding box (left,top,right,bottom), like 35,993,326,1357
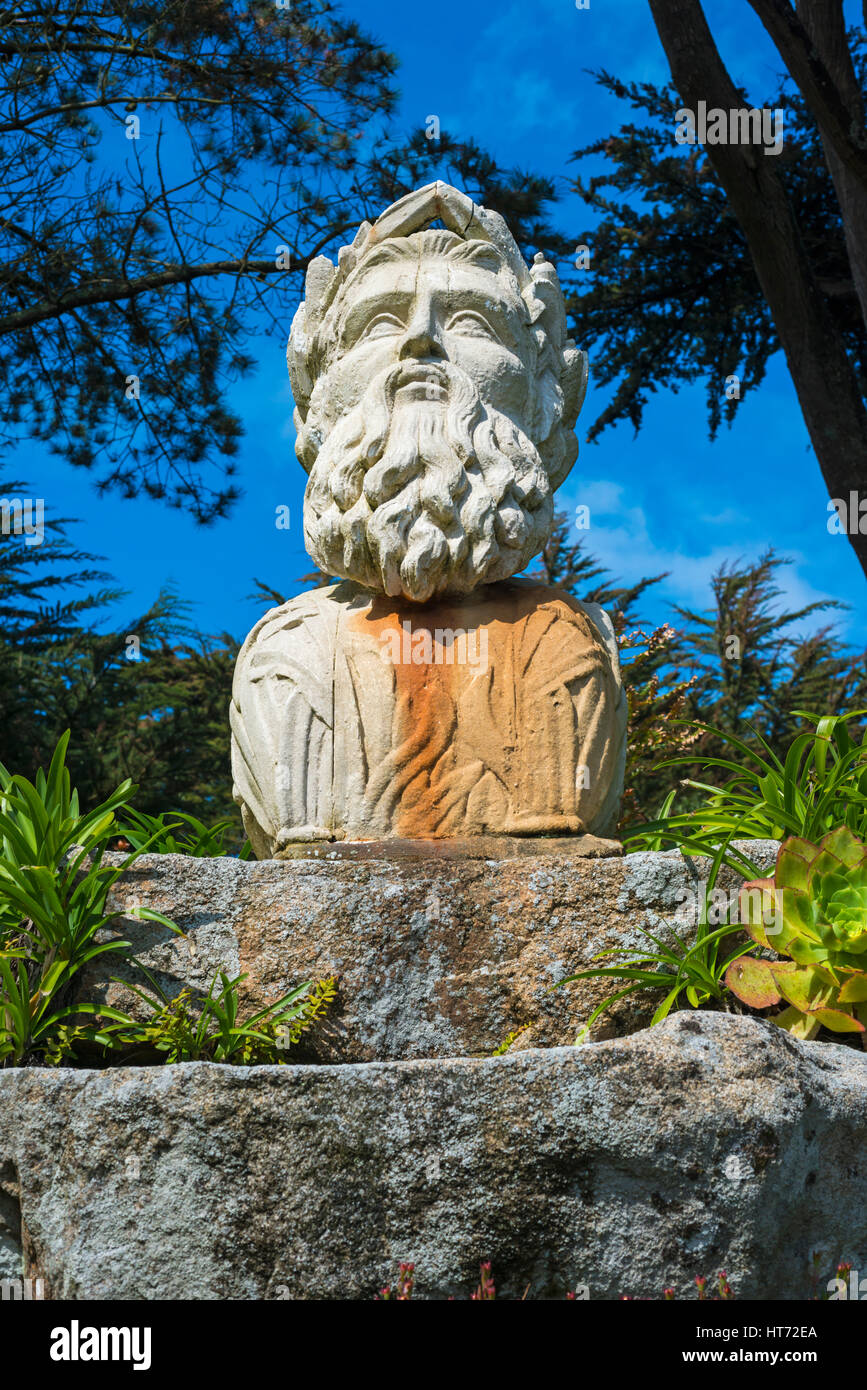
230,579,626,855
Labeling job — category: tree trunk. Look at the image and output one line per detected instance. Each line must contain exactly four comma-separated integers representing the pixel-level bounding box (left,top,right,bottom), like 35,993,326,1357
794,0,867,338
745,0,867,193
747,0,867,335
648,0,867,582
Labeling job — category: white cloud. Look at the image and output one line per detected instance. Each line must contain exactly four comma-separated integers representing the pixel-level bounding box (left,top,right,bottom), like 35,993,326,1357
558,476,848,636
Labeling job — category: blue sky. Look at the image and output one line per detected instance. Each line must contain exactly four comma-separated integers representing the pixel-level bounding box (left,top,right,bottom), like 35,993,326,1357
17,0,867,646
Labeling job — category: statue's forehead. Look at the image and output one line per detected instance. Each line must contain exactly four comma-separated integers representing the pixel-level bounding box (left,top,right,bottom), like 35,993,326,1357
341,249,524,309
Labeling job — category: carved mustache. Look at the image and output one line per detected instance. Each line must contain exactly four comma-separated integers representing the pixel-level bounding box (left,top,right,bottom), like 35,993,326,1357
391,362,450,394
378,358,473,415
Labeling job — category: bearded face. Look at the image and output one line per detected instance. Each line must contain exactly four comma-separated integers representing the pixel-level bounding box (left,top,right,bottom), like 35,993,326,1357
303,356,552,603
297,235,558,603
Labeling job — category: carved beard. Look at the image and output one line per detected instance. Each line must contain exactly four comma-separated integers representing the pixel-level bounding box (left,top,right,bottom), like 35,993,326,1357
302,360,553,603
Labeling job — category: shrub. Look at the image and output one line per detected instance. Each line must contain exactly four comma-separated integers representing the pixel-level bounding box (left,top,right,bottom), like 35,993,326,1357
0,731,178,1065
111,968,336,1064
113,808,252,858
624,710,867,879
559,841,754,1033
725,827,867,1044
0,732,332,1066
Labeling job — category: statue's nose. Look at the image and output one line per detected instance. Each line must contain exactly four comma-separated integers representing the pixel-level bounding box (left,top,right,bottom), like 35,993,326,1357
399,304,444,361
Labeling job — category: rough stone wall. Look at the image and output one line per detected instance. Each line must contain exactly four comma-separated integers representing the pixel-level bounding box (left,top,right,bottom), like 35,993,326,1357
77,842,779,1060
1,1014,865,1300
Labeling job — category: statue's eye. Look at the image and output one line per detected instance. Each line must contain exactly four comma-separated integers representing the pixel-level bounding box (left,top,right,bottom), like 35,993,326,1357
446,311,501,342
358,314,404,342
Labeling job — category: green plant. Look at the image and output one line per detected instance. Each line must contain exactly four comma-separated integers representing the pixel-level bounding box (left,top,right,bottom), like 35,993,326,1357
376,1263,416,1301
559,841,755,1033
490,1025,530,1057
0,732,335,1067
647,1272,734,1302
373,1261,736,1300
624,711,867,877
111,967,336,1064
725,826,867,1043
0,731,179,1066
819,1259,857,1300
114,808,252,859
472,1262,496,1301
0,955,128,1067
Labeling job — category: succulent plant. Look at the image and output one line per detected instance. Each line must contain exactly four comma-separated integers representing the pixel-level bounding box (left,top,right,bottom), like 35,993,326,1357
725,826,867,1042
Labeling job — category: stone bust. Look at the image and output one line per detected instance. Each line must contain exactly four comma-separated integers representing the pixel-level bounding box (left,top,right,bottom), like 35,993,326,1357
231,182,627,857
